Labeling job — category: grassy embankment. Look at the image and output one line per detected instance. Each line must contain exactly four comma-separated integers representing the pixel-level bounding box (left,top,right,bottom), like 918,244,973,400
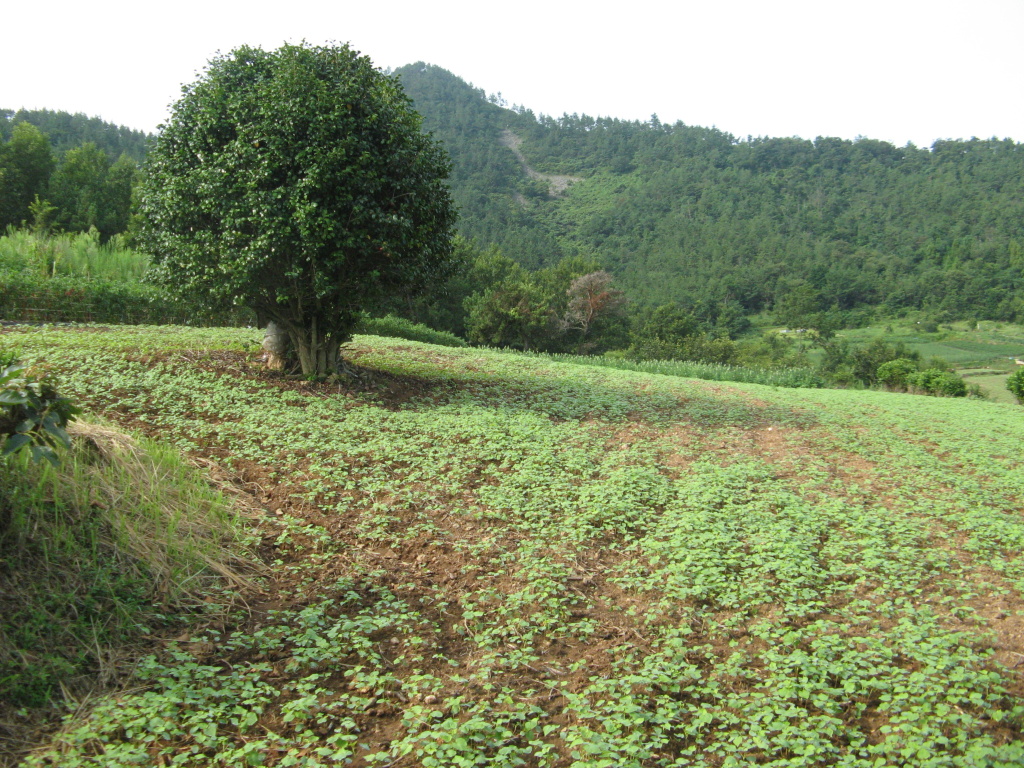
2,323,1023,767
0,413,255,764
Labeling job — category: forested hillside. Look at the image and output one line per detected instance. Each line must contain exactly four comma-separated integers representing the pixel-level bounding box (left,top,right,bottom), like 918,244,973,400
392,65,562,264
4,69,1023,328
0,109,148,237
0,109,149,160
395,64,1024,325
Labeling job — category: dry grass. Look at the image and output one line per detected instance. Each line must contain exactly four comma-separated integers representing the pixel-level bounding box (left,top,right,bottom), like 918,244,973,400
66,421,259,593
0,419,258,766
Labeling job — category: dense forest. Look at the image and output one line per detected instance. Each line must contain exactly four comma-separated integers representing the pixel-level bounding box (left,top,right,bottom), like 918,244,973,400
395,64,1024,327
0,109,148,239
3,65,1022,338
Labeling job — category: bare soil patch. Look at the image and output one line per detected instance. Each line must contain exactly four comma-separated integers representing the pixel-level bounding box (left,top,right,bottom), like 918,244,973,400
499,129,582,196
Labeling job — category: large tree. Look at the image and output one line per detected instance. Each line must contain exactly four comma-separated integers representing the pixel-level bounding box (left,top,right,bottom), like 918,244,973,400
0,122,54,230
139,43,457,376
49,142,109,235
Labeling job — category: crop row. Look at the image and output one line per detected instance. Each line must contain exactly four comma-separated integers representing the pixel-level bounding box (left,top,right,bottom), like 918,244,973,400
7,325,1023,767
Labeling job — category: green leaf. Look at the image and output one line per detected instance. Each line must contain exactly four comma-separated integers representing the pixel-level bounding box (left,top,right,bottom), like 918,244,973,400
16,418,38,433
2,433,31,455
30,445,59,467
0,390,28,406
42,421,72,449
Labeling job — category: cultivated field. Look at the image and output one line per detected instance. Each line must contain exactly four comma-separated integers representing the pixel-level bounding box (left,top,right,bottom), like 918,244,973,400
836,321,1024,370
4,324,1024,767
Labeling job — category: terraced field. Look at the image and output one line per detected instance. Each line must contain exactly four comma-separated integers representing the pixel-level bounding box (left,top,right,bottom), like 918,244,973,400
4,324,1024,767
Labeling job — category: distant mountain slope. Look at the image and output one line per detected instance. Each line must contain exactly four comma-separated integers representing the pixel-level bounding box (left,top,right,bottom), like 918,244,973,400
498,129,581,195
7,70,1020,323
395,65,1024,323
395,63,565,268
0,108,150,161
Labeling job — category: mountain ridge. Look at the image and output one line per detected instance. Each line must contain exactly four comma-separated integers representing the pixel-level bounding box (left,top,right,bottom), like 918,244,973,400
5,64,1021,325
394,63,1024,325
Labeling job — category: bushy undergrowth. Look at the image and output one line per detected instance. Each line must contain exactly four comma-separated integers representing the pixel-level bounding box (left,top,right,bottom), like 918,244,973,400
355,314,467,347
906,368,968,397
0,229,148,282
0,272,253,326
875,357,918,390
0,419,251,716
0,229,252,326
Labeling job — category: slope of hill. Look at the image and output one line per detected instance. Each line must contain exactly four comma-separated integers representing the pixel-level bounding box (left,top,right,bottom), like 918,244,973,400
7,70,1022,327
396,65,1024,324
3,324,1023,766
393,64,565,267
0,108,150,161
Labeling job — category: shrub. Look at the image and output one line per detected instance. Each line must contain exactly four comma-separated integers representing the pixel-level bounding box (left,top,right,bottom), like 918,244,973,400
966,382,988,399
1008,368,1024,404
906,368,967,397
355,314,467,348
0,359,80,465
876,358,918,390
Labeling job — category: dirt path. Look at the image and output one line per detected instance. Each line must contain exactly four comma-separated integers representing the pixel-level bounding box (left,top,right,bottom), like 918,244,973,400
499,129,581,195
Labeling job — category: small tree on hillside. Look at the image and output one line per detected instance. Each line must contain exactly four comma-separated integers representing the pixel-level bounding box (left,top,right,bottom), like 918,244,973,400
464,280,555,351
626,304,736,364
0,122,54,230
560,270,626,353
876,358,918,391
139,43,457,376
906,368,967,397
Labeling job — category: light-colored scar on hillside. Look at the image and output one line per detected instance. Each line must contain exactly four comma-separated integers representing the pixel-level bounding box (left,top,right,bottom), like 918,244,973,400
500,129,582,196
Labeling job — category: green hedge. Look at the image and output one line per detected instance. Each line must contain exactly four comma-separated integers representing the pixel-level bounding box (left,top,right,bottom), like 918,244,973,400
355,314,467,347
906,368,968,397
0,271,252,326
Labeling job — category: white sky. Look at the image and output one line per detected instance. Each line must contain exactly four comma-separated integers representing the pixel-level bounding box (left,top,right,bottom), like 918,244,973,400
3,0,1021,148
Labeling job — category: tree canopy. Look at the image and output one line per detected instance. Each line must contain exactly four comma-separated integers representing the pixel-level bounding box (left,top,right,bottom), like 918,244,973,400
0,111,145,238
0,122,54,230
139,43,458,376
395,66,1024,325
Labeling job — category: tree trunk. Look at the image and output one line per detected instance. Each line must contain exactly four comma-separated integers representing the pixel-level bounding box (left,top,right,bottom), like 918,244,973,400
291,319,344,378
262,322,290,370
255,300,352,378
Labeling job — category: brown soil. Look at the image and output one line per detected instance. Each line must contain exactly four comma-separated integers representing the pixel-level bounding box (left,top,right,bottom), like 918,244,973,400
6,340,1023,764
